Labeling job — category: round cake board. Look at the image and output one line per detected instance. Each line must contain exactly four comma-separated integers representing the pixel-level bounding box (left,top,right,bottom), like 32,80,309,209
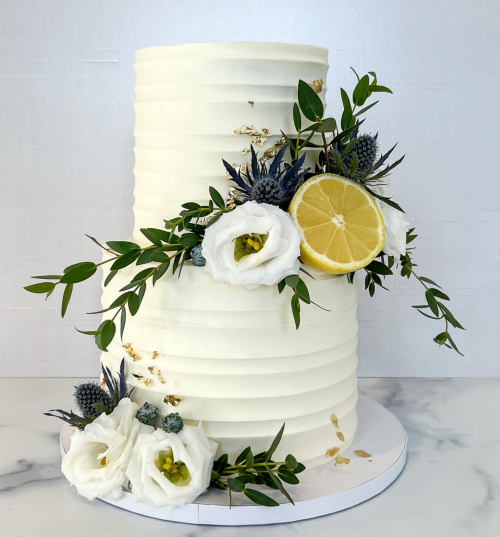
60,395,407,526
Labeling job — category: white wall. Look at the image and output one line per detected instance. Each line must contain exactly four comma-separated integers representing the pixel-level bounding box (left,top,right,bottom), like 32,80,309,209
1,0,499,377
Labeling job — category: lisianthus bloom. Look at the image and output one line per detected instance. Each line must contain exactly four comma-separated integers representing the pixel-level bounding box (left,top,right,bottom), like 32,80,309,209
62,398,152,501
126,424,218,509
202,201,301,289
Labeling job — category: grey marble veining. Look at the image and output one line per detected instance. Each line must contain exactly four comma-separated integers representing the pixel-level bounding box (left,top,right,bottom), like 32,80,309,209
1,378,499,536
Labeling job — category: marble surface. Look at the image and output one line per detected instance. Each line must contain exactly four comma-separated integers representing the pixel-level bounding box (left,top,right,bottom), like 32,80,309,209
1,378,498,536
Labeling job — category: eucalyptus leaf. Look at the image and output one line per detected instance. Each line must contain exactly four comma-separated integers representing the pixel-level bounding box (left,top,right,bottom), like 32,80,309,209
293,103,301,131
107,241,140,254
104,270,118,287
61,284,73,317
243,488,279,507
60,262,97,284
24,282,56,294
110,250,140,271
120,307,126,340
352,74,370,106
297,80,324,122
209,186,225,209
425,289,440,316
153,261,170,285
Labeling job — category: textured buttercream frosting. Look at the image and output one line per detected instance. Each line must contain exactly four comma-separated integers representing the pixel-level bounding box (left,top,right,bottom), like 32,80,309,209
101,42,359,469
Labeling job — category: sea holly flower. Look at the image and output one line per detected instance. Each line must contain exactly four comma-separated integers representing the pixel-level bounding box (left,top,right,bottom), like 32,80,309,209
202,201,301,289
126,425,218,509
61,398,153,501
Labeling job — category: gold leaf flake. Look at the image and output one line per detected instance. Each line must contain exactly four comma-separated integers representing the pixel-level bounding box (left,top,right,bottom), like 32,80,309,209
330,414,339,428
123,343,141,362
337,432,345,442
241,148,251,155
353,450,372,458
225,186,240,210
174,381,180,388
148,366,166,384
164,395,181,406
259,137,287,162
326,447,340,458
151,351,159,360
248,101,254,107
335,455,350,466
309,79,324,94
234,125,269,147
132,373,151,388
100,378,106,387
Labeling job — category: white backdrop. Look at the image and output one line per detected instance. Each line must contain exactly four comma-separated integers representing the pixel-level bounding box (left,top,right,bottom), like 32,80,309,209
1,0,499,377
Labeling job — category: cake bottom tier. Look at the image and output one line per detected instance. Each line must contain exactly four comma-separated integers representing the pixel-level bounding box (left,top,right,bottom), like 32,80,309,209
100,260,359,469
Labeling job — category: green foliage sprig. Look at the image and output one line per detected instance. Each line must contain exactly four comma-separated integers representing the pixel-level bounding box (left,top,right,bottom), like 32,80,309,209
210,424,305,507
277,271,329,329
362,229,465,354
25,187,234,351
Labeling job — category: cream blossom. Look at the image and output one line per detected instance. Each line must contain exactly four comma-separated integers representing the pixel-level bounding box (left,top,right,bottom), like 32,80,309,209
202,201,301,289
372,185,410,258
61,398,152,501
126,424,218,509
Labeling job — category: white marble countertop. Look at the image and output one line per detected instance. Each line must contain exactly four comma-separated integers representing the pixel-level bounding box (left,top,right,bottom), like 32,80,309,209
1,378,499,536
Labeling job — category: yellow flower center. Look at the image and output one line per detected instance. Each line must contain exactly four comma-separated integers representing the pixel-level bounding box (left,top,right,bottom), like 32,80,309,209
234,233,269,261
156,450,191,486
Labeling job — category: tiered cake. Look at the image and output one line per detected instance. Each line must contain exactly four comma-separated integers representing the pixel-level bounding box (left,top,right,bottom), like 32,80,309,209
100,43,359,469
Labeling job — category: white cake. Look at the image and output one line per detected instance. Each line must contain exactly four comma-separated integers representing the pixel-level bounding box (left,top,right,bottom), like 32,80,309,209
100,43,359,469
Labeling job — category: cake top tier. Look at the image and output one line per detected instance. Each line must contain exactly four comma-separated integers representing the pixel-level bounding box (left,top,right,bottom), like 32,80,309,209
135,42,329,63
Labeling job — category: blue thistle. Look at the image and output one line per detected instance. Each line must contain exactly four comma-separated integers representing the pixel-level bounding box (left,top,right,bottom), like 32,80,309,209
160,412,184,434
190,244,206,267
222,144,308,210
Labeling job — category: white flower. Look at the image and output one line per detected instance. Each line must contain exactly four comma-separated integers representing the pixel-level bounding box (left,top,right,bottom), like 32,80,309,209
377,200,410,258
126,424,218,509
371,185,410,258
202,201,301,289
62,398,152,501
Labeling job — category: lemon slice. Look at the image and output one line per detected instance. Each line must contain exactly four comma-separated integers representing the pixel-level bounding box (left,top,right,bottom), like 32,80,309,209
289,173,385,274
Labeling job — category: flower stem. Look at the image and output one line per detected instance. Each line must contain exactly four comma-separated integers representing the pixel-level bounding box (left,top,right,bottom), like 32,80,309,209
322,133,330,173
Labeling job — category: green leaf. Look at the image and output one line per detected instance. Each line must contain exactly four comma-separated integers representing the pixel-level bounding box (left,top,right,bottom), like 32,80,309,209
85,235,109,251
75,328,100,336
98,319,116,352
293,462,306,474
285,454,298,470
265,468,295,505
350,66,360,81
181,202,201,210
110,250,141,270
136,249,154,265
419,277,441,288
243,488,279,507
91,402,110,415
88,292,130,314
285,275,300,288
235,474,257,485
278,469,300,485
340,88,353,130
330,119,365,147
150,251,170,263
350,153,359,175
209,186,225,209
104,270,118,287
265,423,285,462
365,187,404,213
120,307,126,340
429,288,450,301
446,332,464,356
179,234,201,247
235,446,252,466
107,241,140,254
213,453,228,474
438,303,465,330
141,228,162,247
310,117,337,133
60,262,97,284
296,279,310,303
369,84,393,94
31,275,63,280
425,289,440,316
277,279,286,294
293,103,301,131
24,282,56,294
297,79,324,122
366,260,393,276
227,477,246,492
153,261,170,285
61,284,73,317
291,294,300,329
131,267,156,283
354,100,379,118
128,293,140,316
352,74,370,106
245,450,254,469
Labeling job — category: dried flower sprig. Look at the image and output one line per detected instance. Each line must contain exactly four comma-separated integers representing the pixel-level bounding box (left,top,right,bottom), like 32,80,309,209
210,424,305,507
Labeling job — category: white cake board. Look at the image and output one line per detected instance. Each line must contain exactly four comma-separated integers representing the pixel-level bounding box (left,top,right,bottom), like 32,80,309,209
60,395,407,526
